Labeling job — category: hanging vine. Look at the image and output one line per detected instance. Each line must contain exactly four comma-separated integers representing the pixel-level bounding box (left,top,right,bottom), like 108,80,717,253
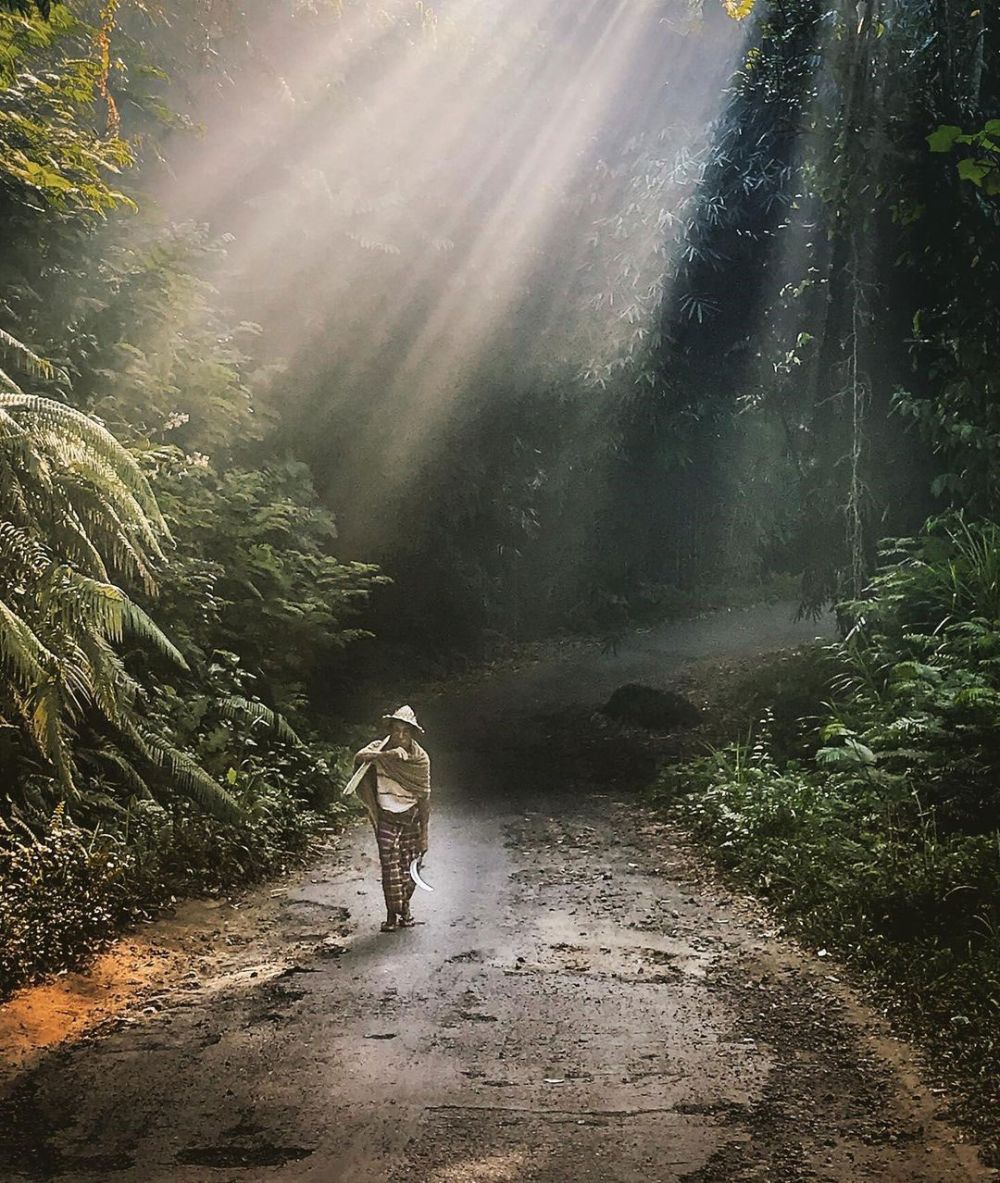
844,225,871,598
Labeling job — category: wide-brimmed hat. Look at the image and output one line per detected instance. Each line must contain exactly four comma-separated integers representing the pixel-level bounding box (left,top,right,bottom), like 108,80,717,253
382,704,424,734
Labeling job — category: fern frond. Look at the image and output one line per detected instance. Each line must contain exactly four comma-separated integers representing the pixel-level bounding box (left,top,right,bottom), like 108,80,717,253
0,456,32,519
25,674,76,790
94,749,152,800
0,394,169,538
45,636,95,713
0,428,55,509
0,519,49,578
0,597,53,688
219,695,302,746
76,630,137,723
121,598,188,669
40,565,126,640
51,450,166,561
0,327,57,381
0,365,25,395
38,496,110,581
136,730,241,821
0,392,208,814
59,477,156,590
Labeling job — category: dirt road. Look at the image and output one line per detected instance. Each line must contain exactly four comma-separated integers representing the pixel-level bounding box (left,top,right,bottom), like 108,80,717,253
1,605,995,1182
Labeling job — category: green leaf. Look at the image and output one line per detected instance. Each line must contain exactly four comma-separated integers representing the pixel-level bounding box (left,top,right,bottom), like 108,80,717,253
957,158,989,186
927,125,963,153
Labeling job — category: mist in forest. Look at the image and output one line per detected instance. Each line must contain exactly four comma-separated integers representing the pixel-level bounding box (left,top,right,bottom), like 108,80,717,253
152,0,744,559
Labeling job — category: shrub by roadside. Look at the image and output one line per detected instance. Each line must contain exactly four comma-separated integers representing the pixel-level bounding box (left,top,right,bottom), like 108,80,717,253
652,516,1000,1162
0,780,354,1000
0,695,369,1000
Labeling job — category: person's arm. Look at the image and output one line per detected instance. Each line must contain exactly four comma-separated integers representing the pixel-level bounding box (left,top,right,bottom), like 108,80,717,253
376,746,409,762
354,738,389,766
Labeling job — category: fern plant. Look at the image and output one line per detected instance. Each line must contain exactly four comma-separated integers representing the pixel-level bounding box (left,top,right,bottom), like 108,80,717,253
0,388,238,819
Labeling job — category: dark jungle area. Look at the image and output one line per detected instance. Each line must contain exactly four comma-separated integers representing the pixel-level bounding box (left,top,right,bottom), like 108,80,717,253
1,0,1000,1179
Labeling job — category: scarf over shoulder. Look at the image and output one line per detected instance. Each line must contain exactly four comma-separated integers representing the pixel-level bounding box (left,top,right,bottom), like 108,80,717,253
355,737,431,827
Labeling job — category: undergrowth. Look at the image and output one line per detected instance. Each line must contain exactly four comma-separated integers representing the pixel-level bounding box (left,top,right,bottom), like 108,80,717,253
653,515,1000,1158
0,728,363,1000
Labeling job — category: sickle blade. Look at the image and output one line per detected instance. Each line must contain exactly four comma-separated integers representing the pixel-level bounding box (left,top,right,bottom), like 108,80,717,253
409,857,435,893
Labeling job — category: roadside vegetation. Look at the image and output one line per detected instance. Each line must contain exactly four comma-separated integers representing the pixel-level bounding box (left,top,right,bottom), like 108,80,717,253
656,516,1000,1159
0,1,382,997
644,1,1000,1147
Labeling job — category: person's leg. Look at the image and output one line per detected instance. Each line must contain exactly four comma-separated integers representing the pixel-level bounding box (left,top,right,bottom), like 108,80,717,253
398,814,422,926
376,816,405,930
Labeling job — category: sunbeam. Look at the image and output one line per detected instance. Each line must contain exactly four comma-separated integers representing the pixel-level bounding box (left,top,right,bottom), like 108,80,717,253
151,0,746,545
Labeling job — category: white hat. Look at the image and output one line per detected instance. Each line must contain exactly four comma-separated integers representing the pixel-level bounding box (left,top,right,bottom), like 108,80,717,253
382,704,424,734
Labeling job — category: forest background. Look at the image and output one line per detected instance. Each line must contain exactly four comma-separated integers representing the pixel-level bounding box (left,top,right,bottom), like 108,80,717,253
0,0,998,1120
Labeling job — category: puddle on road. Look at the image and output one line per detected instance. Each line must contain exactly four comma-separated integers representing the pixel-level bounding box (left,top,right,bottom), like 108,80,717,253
176,1143,314,1168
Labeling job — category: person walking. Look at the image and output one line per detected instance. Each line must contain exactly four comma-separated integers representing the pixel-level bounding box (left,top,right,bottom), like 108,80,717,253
353,706,431,932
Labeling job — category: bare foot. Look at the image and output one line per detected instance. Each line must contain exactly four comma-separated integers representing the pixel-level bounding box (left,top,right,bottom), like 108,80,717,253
380,919,398,933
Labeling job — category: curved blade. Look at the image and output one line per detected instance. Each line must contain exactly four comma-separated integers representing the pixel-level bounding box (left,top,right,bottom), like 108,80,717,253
342,762,369,797
409,856,435,893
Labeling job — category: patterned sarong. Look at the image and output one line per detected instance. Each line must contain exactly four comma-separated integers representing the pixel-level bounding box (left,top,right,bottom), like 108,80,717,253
376,808,423,917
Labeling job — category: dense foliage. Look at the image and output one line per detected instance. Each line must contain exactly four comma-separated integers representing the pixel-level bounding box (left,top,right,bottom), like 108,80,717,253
657,517,1000,1144
0,0,382,993
659,0,998,608
649,0,1000,1138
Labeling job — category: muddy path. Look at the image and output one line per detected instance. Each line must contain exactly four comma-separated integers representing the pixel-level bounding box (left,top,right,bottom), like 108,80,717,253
1,604,996,1182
